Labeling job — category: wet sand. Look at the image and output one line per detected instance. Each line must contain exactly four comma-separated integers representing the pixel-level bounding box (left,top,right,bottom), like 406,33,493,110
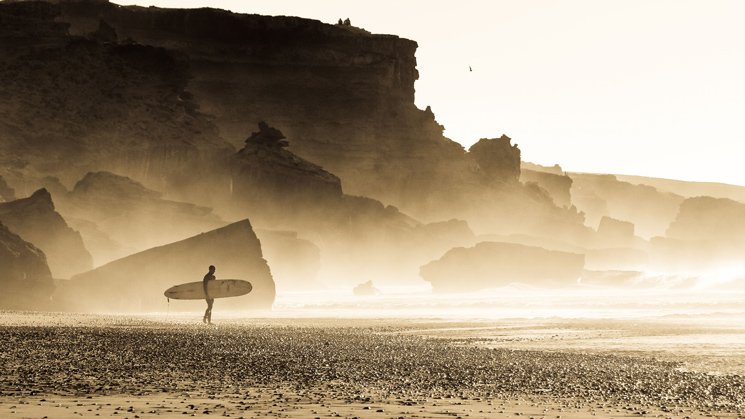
1,313,745,418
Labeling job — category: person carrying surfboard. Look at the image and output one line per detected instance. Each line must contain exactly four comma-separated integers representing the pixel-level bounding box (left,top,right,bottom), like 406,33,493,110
203,265,216,324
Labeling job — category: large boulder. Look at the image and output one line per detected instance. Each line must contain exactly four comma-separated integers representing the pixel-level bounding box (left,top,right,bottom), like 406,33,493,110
0,189,92,278
421,241,585,292
469,135,521,183
0,222,54,309
54,219,275,312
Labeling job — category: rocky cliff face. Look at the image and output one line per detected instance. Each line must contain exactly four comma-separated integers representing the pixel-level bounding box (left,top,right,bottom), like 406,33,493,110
0,2,234,203
35,1,583,238
0,222,55,309
666,197,745,243
54,219,275,312
0,189,92,278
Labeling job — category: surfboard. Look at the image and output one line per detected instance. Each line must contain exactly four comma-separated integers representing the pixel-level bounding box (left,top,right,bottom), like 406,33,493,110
164,279,252,300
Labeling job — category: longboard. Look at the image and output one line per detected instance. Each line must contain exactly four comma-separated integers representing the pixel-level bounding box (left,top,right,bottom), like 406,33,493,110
164,279,252,300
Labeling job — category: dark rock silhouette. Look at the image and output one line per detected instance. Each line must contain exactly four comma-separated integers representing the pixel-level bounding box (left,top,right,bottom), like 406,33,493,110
231,122,342,217
54,219,274,312
421,242,585,292
0,189,92,278
469,135,521,183
0,222,55,309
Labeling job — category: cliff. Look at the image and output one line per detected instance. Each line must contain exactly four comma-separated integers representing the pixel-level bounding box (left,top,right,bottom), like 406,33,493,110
0,1,234,203
569,173,683,238
54,219,275,312
0,189,92,278
666,196,745,243
0,222,55,309
32,1,584,239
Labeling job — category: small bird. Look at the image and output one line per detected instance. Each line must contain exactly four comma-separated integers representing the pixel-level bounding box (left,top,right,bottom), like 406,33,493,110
469,66,472,72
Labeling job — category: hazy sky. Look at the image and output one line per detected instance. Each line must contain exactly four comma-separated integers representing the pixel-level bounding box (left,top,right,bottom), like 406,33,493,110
113,1,745,185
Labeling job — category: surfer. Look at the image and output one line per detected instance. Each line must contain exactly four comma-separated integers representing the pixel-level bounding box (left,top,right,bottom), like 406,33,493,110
203,265,216,324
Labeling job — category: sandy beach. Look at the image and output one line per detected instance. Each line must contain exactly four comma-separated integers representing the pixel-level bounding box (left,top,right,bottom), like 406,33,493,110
2,312,745,418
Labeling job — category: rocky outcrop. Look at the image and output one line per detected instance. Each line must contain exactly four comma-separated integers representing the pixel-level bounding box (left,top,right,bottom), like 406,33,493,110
54,219,274,312
666,196,745,243
0,189,92,278
521,168,573,207
230,122,342,220
60,171,226,265
569,173,684,238
0,222,55,309
469,135,521,183
420,242,585,292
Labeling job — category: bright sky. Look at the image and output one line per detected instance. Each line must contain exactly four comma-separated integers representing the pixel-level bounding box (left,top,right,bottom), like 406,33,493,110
113,1,745,185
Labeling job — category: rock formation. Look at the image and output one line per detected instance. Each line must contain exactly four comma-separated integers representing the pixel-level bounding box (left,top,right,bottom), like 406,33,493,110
0,2,234,203
0,189,92,278
59,171,226,265
569,173,684,238
230,122,343,222
2,1,588,241
469,135,521,183
666,196,745,243
54,219,274,312
520,168,573,207
0,222,55,309
595,216,636,248
420,242,585,292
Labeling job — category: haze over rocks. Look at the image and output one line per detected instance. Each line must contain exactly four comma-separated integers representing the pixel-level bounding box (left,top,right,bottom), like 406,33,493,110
0,188,92,278
0,0,744,303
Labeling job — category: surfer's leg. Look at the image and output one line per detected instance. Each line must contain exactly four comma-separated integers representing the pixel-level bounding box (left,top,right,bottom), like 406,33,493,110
206,298,214,324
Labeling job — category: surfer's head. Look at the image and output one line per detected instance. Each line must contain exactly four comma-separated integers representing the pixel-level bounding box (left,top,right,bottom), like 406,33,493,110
208,265,215,273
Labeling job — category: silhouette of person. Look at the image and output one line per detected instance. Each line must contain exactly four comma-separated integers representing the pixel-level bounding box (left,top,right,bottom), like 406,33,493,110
203,265,216,324
343,18,350,26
